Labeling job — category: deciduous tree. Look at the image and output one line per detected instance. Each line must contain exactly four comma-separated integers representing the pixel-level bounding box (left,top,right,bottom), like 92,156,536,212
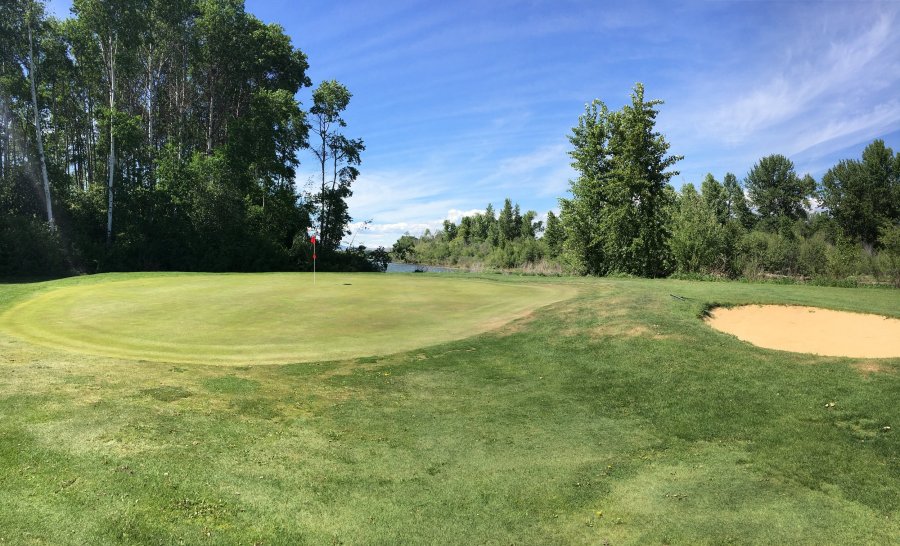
561,83,681,276
745,154,814,226
820,139,899,249
309,79,364,251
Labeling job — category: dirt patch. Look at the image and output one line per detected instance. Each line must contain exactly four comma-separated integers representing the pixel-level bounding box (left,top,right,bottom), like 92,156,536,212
591,323,676,340
853,360,894,375
493,312,537,336
706,305,900,359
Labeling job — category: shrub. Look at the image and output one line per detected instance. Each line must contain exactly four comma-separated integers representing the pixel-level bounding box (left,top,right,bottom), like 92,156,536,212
876,224,900,287
825,238,864,280
0,215,67,278
798,234,829,277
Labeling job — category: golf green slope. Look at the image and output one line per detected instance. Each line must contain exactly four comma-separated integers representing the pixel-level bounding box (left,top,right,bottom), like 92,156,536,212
0,273,575,364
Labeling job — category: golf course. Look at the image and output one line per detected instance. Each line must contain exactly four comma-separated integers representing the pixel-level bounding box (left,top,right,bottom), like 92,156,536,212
0,272,898,544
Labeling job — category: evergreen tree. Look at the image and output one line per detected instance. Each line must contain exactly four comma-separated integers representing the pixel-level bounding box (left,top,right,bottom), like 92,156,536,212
498,198,516,243
519,209,539,239
543,210,564,258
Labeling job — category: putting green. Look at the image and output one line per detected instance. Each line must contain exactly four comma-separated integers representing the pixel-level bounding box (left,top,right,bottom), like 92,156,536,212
0,273,575,365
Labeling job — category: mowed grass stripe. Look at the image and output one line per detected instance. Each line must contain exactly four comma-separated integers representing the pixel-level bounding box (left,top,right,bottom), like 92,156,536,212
0,273,577,364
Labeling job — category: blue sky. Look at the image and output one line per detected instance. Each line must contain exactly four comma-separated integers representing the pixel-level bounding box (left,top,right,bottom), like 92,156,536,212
48,0,900,247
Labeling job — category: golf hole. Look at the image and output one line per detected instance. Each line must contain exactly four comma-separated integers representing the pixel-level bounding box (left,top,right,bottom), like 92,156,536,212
705,305,900,359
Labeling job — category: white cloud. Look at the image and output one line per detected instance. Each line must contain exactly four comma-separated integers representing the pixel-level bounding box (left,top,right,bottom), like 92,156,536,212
347,206,487,248
446,208,484,222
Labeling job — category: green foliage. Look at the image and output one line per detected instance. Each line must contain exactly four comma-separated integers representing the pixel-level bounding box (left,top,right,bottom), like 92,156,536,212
389,199,551,270
820,139,899,248
670,184,726,274
315,246,389,273
735,230,799,278
543,211,564,258
825,237,865,281
700,173,728,225
745,154,815,223
722,172,755,229
0,0,346,275
561,83,681,277
877,223,900,287
497,198,517,242
309,79,364,251
797,233,829,277
0,214,67,277
391,233,417,262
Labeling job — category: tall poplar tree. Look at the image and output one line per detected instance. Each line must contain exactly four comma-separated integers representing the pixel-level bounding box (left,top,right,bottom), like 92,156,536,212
561,83,681,276
309,79,364,251
72,0,147,243
24,1,54,229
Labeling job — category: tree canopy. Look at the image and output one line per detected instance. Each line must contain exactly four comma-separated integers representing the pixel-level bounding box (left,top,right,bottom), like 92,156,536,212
745,154,815,225
820,139,899,248
560,83,681,276
0,0,382,275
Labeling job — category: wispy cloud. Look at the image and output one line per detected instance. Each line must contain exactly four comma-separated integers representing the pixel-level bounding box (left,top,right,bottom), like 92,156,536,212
659,2,900,182
705,7,897,145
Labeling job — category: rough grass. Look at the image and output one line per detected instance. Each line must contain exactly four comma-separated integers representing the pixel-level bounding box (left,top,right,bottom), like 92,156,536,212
0,273,898,544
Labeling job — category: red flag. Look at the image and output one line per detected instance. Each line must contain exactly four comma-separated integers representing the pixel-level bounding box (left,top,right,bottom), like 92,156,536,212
310,235,316,244
313,253,317,260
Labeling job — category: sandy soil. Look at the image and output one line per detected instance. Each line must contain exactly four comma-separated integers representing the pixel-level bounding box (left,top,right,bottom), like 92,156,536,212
706,305,900,359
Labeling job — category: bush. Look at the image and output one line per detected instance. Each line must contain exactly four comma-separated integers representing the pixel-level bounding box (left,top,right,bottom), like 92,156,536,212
825,238,864,280
876,224,900,287
735,230,800,276
0,215,68,278
798,234,828,277
670,195,726,274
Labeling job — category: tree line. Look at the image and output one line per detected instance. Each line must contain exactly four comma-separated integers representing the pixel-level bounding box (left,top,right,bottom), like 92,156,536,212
392,198,547,271
1,0,381,277
396,84,900,286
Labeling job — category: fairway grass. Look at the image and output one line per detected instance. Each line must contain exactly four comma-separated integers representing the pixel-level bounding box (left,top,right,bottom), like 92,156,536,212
0,273,574,364
0,273,898,544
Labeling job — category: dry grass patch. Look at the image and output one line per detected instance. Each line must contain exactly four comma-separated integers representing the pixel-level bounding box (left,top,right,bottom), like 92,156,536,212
853,360,895,375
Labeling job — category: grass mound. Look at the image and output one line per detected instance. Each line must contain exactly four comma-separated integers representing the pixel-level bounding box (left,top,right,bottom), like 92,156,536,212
0,273,574,364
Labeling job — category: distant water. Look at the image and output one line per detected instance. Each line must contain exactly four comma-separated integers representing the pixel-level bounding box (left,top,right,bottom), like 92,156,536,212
386,262,457,273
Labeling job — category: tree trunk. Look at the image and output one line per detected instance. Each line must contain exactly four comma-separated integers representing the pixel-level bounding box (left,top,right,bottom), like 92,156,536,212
106,35,117,244
206,89,214,154
1,98,8,179
87,97,94,189
27,18,54,230
318,117,327,248
146,44,154,154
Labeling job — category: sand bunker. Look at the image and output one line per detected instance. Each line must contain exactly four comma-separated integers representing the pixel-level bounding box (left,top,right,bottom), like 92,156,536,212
706,305,900,359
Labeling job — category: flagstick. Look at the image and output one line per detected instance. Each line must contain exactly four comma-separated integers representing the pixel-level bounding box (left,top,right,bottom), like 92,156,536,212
308,228,319,285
